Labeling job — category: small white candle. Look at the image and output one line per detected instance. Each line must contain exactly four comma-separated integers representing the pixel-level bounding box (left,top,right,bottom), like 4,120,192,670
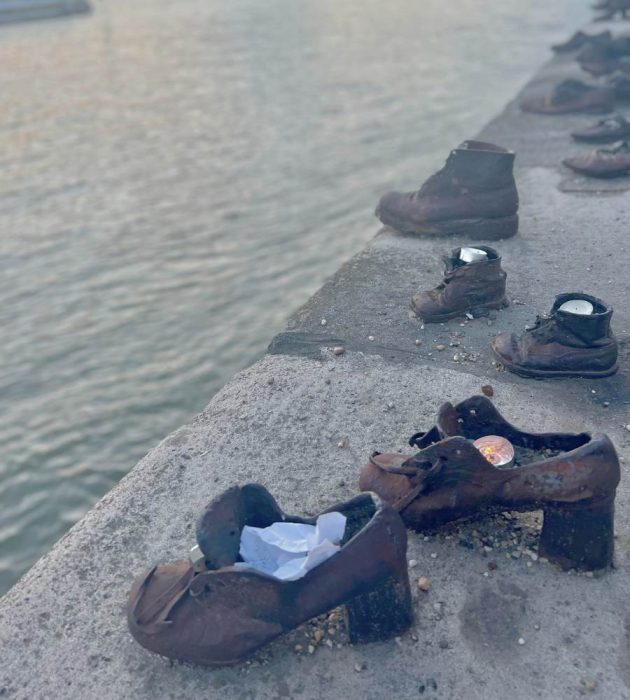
460,247,488,264
558,299,594,315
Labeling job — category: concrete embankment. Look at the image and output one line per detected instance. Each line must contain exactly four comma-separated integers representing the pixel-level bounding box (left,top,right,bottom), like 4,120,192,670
1,17,629,700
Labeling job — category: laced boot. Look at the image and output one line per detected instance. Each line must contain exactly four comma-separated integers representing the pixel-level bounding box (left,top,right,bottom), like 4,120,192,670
410,246,508,322
491,293,618,378
376,141,518,239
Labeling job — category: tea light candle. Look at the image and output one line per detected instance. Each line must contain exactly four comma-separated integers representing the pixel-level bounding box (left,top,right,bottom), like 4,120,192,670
460,247,488,264
473,435,515,468
558,299,594,315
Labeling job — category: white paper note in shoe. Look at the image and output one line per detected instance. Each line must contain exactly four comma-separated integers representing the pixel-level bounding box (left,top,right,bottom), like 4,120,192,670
237,511,346,581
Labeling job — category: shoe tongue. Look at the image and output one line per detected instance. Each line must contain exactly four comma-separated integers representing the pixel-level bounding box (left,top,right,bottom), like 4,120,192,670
436,402,464,438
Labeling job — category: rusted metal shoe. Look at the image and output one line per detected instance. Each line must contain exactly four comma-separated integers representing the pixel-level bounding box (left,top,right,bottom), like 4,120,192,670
127,485,413,666
521,79,614,115
410,245,508,323
376,141,519,239
491,293,618,378
564,140,630,177
360,395,620,571
594,0,630,20
571,114,630,143
553,30,611,53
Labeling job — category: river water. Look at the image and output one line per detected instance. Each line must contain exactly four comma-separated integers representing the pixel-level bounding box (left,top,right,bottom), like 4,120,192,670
0,0,588,594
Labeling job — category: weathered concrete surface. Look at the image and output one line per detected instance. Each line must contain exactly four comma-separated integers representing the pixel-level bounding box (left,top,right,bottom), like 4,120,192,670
2,16,630,700
0,0,89,24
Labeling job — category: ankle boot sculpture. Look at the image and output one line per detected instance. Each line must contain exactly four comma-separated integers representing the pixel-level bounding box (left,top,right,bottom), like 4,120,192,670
491,293,618,378
376,141,519,239
360,396,620,571
411,245,508,322
127,485,413,666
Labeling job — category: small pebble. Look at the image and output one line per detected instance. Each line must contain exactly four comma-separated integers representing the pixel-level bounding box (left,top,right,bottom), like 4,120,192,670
438,639,450,650
483,571,489,578
354,662,366,672
325,639,333,648
294,644,303,652
368,335,375,342
308,644,315,654
465,312,474,320
418,577,431,592
435,344,446,351
518,637,525,646
337,440,346,448
481,385,494,397
534,624,541,631
408,559,418,568
625,425,630,432
332,346,345,356
430,552,438,559
583,679,596,692
320,319,327,326
313,629,323,643
415,339,422,346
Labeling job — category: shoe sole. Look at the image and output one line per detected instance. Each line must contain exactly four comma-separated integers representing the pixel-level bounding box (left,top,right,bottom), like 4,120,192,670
377,211,519,240
571,131,630,143
562,161,630,179
410,297,508,323
492,347,619,379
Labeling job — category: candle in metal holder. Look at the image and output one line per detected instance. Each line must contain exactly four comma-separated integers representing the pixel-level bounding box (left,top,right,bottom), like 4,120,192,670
558,299,594,315
473,435,515,469
459,247,488,264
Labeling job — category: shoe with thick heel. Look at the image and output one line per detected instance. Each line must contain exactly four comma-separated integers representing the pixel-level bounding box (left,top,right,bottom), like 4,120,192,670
127,485,413,665
360,395,620,572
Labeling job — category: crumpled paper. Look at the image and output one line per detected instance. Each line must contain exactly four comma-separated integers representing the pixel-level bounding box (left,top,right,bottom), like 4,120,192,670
236,512,346,581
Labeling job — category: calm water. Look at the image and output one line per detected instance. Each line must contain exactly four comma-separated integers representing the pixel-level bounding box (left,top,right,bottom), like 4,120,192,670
0,0,588,594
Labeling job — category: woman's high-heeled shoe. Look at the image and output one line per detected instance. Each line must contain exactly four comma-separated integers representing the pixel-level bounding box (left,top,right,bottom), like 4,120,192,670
360,396,620,572
127,485,413,666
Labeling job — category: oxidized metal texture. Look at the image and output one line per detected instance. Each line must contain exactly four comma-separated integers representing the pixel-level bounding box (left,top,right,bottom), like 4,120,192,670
360,395,620,571
127,487,413,666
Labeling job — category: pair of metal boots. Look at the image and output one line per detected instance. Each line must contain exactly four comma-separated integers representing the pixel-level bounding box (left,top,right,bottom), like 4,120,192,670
413,246,619,379
127,396,620,668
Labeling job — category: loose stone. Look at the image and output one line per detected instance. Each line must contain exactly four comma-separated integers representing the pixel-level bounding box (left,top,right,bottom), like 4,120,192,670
337,440,346,448
518,637,525,646
408,559,418,568
368,335,375,341
418,577,431,592
435,344,446,351
332,346,345,356
481,384,494,397
320,318,327,326
415,339,422,346
354,662,366,672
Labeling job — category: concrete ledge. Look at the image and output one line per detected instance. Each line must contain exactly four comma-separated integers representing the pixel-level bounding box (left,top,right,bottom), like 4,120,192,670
1,16,630,700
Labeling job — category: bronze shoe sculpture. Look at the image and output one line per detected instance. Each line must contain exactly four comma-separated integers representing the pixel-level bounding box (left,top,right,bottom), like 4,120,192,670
563,140,630,178
521,79,614,115
552,30,611,53
376,141,519,239
411,245,508,323
571,114,630,143
127,485,413,666
360,396,620,571
491,293,618,378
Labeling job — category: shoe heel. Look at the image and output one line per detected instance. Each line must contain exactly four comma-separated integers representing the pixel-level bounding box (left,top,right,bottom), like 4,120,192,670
540,495,615,571
345,566,413,644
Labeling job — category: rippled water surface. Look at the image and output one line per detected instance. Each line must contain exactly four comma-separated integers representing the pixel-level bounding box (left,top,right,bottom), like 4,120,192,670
0,0,589,594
